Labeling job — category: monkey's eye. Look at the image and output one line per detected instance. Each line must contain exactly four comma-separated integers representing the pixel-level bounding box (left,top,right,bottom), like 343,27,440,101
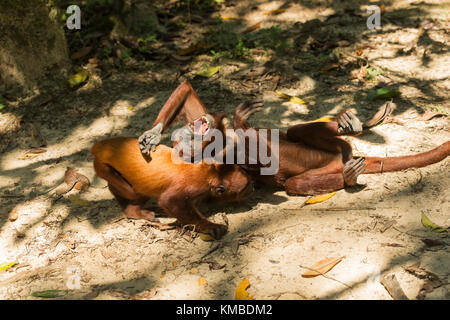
214,185,226,195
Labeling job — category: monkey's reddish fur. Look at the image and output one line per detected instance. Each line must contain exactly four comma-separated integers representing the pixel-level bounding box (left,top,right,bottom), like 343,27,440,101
92,138,251,238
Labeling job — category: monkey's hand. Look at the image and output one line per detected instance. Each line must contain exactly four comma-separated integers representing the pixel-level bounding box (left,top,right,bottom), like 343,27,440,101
343,157,366,186
337,110,363,135
138,122,163,155
234,101,263,128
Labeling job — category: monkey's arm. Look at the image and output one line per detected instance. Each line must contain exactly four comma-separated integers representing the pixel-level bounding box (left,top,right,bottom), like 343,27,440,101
139,80,208,155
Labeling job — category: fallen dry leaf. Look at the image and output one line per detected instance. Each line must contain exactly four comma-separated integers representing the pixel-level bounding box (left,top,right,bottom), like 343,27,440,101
421,112,446,121
380,274,408,300
198,278,207,286
275,90,308,104
8,208,19,222
199,233,215,241
0,262,18,271
302,256,343,277
305,192,336,204
421,239,445,247
242,23,261,34
196,66,221,78
70,46,92,60
221,16,237,21
177,41,209,55
189,268,198,274
320,63,339,73
67,195,91,207
56,167,90,195
263,9,286,15
18,148,47,160
311,115,336,123
235,278,254,300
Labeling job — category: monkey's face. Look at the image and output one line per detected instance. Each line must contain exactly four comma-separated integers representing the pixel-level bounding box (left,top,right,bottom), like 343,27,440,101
212,165,253,202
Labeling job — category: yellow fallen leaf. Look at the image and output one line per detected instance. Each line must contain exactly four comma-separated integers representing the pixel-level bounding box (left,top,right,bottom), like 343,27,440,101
177,41,209,55
68,70,89,88
8,208,18,222
18,151,43,160
289,96,307,105
302,256,344,277
196,66,221,78
198,277,207,286
311,116,337,123
276,91,308,104
199,233,214,241
305,192,336,204
221,16,237,21
235,278,254,300
275,90,291,99
67,195,91,207
264,9,286,15
0,262,18,271
190,268,198,274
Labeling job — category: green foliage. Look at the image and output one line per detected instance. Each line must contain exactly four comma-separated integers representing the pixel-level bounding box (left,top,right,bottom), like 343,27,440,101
366,67,382,80
207,23,292,61
0,95,5,111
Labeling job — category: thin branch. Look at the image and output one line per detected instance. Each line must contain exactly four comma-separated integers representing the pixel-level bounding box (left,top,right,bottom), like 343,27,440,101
298,264,352,289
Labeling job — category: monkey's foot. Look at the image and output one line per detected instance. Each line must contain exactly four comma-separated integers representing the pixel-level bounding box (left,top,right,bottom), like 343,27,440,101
125,207,160,222
363,101,393,129
234,101,263,126
337,110,363,135
138,122,163,156
144,221,176,231
343,157,366,186
198,221,228,240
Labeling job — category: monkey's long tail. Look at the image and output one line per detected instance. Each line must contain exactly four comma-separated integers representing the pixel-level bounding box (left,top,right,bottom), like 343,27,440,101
362,141,450,174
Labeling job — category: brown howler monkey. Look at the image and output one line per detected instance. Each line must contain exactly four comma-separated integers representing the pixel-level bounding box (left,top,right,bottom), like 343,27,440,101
233,102,449,195
92,138,252,239
138,80,263,158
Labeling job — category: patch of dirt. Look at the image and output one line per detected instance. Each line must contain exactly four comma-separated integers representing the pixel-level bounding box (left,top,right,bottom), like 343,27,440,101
0,0,449,300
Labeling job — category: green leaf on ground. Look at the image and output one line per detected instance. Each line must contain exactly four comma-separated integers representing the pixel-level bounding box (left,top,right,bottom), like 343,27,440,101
421,213,448,233
196,66,221,78
0,262,18,271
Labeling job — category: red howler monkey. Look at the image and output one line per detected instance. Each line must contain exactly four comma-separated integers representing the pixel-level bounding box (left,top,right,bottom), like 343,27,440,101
232,102,450,195
91,138,252,239
138,80,448,196
138,80,263,158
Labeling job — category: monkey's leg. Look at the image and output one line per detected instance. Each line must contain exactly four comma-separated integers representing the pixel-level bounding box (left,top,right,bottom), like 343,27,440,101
94,159,157,220
286,121,354,162
139,80,208,155
158,192,227,239
284,158,366,195
107,183,158,221
233,100,264,129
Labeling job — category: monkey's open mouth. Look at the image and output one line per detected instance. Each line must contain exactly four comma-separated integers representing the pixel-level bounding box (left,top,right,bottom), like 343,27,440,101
190,116,211,135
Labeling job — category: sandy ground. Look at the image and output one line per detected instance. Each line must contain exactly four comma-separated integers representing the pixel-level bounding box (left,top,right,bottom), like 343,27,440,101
0,0,449,300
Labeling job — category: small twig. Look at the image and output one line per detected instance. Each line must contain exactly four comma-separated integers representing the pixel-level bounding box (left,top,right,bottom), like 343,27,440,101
264,222,307,236
200,242,221,260
0,194,24,198
298,264,352,289
268,290,308,300
296,207,377,211
393,226,426,238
